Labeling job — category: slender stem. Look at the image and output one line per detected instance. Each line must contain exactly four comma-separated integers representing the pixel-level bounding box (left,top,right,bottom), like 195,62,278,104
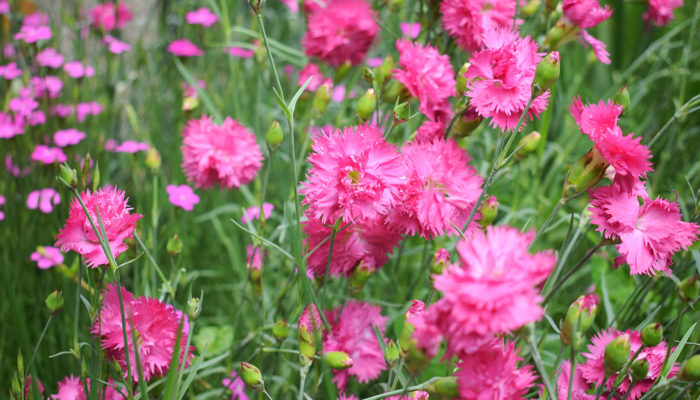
115,272,135,399
28,314,53,373
544,241,606,304
361,377,442,400
320,222,339,302
610,347,643,393
568,343,576,400
526,334,558,400
256,13,284,103
73,258,82,351
262,388,274,400
297,363,310,400
529,199,565,251
133,231,175,299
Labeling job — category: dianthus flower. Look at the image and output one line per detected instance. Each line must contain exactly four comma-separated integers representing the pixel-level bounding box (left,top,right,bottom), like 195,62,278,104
93,284,194,382
89,2,133,31
241,203,274,224
302,0,379,66
386,139,483,239
456,338,536,399
222,371,249,400
298,63,331,92
323,301,387,390
27,188,60,213
589,182,698,275
14,24,52,43
167,39,204,57
0,0,8,14
55,187,142,267
103,35,131,54
76,101,104,122
299,303,323,332
36,47,65,68
166,184,200,211
0,62,22,80
301,124,405,224
52,375,126,400
31,145,67,164
31,246,64,269
393,39,456,123
644,0,683,26
0,112,23,139
413,226,555,358
227,46,254,58
0,195,5,220
399,22,421,39
31,76,63,98
414,121,445,144
181,116,263,189
186,7,219,27
555,361,595,400
9,92,39,117
561,0,613,64
64,61,95,79
115,140,150,153
466,29,550,132
440,0,518,52
54,129,85,147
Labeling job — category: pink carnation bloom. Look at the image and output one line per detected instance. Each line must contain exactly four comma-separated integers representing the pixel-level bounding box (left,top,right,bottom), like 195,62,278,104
27,188,61,213
301,124,405,225
555,360,595,400
589,182,698,275
0,112,23,139
303,211,401,277
386,139,483,238
456,339,536,399
23,11,49,26
31,76,63,98
52,376,125,400
302,0,379,66
466,29,550,132
242,203,274,223
323,301,387,390
115,140,150,153
29,110,46,126
182,116,263,189
366,57,383,68
76,101,104,122
93,284,193,382
562,0,613,64
103,35,131,54
393,39,456,123
440,0,518,52
0,62,22,80
280,0,300,13
167,39,204,57
31,145,67,164
399,22,421,38
414,121,445,144
55,187,143,267
413,226,555,358
89,2,133,31
64,61,95,79
54,129,86,147
0,0,8,14
332,85,346,102
299,303,323,332
0,195,5,220
644,0,683,26
166,184,200,211
14,24,52,43
36,48,65,68
31,246,64,269
298,63,331,92
51,104,75,118
227,46,254,58
247,245,263,271
186,7,219,27
9,94,38,117
222,371,249,400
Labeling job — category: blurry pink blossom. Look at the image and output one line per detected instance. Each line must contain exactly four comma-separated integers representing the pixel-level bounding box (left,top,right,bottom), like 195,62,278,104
9,95,39,117
0,1,8,14
0,195,5,220
76,101,104,122
89,2,133,31
104,139,119,151
29,110,46,126
241,203,274,224
27,188,61,213
441,0,518,52
64,61,95,79
31,145,67,164
399,22,420,38
23,11,49,26
186,7,219,27
31,76,63,98
3,44,15,58
279,0,299,12
0,62,22,80
366,57,383,68
36,48,65,68
226,46,254,58
331,85,346,102
31,246,64,269
645,0,683,26
14,24,52,43
103,35,131,54
115,140,150,153
298,63,331,92
222,371,249,400
0,112,23,139
167,39,204,57
51,104,75,118
166,184,200,211
54,129,86,147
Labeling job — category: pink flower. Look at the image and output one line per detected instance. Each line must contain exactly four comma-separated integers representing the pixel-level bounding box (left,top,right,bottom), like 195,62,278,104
366,57,383,68
51,104,75,118
242,203,274,223
167,39,204,57
226,46,254,58
9,94,38,117
562,0,613,64
115,140,150,153
386,139,483,238
183,80,206,97
302,0,379,66
182,115,263,189
14,24,52,43
103,35,131,54
222,371,249,400
31,76,63,98
31,145,67,164
166,184,200,211
0,62,22,80
93,284,193,382
36,48,65,68
31,246,64,269
64,61,95,79
54,129,86,147
89,2,133,31
299,303,323,332
466,29,550,132
644,0,683,26
76,101,103,122
280,0,300,13
332,85,347,102
569,96,622,138
399,22,421,38
186,7,219,27
0,195,5,220
555,360,595,400
0,112,23,139
52,376,125,400
323,301,387,390
27,188,61,213
414,121,445,144
0,1,8,14
456,339,536,399
23,11,49,26
29,110,46,126
247,245,263,271
393,39,456,123
298,63,331,92
55,187,143,267
440,0,518,52
301,124,405,224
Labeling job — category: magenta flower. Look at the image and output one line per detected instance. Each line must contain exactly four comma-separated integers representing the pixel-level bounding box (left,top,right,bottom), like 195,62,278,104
9,93,38,117
55,187,143,267
555,361,595,400
0,112,23,139
115,140,150,153
31,145,67,164
51,104,75,118
167,39,204,57
0,62,22,80
645,0,683,26
89,2,133,31
54,129,86,147
0,1,8,14
226,46,254,58
246,245,263,271
52,376,125,400
185,7,219,27
242,203,274,224
222,371,249,400
23,11,49,26
36,47,65,68
31,76,63,99
64,61,95,79
366,57,383,68
298,63,331,92
29,110,46,126
31,246,64,269
323,301,387,390
332,85,347,102
27,188,61,213
182,115,263,189
166,184,200,211
441,0,518,52
76,101,104,122
562,0,613,64
14,24,52,43
280,0,299,13
103,35,131,54
399,22,421,38
0,195,5,220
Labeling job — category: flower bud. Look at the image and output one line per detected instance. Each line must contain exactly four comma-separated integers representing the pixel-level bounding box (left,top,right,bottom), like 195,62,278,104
312,81,332,116
560,293,599,347
630,359,649,382
522,0,542,17
145,148,161,172
167,234,183,256
678,354,700,381
546,0,560,12
640,323,663,348
563,148,608,200
298,325,316,364
272,319,289,340
375,55,395,86
324,351,353,370
430,249,450,276
455,62,470,96
386,339,400,364
334,61,352,82
266,120,284,149
515,131,542,161
45,290,64,314
349,262,373,294
478,196,499,229
186,297,201,320
393,101,410,125
604,334,631,375
677,276,699,302
532,52,560,97
91,163,101,192
361,67,375,84
449,107,483,140
240,362,263,389
59,163,78,188
425,376,459,399
357,89,377,122
81,153,92,189
382,79,408,103
614,86,630,113
400,300,425,354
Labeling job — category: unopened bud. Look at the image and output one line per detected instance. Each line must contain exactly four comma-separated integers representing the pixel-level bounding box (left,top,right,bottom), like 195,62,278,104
425,376,459,399
361,67,375,85
560,293,599,347
349,263,373,293
324,351,353,370
91,163,101,191
375,56,395,86
240,362,263,389
630,359,649,382
145,148,161,172
430,249,450,276
81,153,92,189
167,234,183,256
614,86,630,113
640,323,663,348
400,300,425,354
449,107,483,140
515,131,542,160
59,163,78,188
357,89,377,121
522,0,542,17
298,325,316,363
312,82,332,116
393,101,409,125
478,195,499,229
604,334,631,375
532,52,560,97
456,62,470,96
678,354,700,381
186,297,201,320
382,79,408,103
677,276,699,302
387,339,400,364
563,148,608,200
266,120,283,149
273,319,289,340
45,290,64,314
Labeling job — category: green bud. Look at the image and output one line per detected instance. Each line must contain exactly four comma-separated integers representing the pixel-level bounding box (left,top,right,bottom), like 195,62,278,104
298,325,316,363
357,89,377,122
81,153,92,189
563,148,608,200
186,297,201,320
630,359,649,382
324,351,353,370
145,148,161,172
334,61,352,82
425,376,459,399
546,0,560,12
167,234,183,256
361,67,375,85
382,79,408,103
59,163,78,188
677,276,699,302
272,319,290,340
678,354,700,381
45,290,64,314
532,52,560,97
604,334,631,375
91,162,101,191
640,323,663,348
393,101,410,125
430,249,450,276
515,131,542,160
449,109,483,140
182,94,199,111
312,82,332,116
613,86,630,113
478,195,499,229
522,0,542,17
455,62,470,96
240,362,264,389
349,263,373,294
386,339,400,364
560,294,599,347
17,350,24,380
375,55,395,86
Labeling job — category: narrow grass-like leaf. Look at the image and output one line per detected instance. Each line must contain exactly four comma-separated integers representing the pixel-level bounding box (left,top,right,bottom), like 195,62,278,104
163,317,185,399
661,322,696,378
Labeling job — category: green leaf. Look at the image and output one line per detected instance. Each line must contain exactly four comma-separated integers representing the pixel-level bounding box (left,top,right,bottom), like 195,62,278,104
163,318,185,399
288,77,312,115
661,322,696,378
174,58,223,123
193,326,234,354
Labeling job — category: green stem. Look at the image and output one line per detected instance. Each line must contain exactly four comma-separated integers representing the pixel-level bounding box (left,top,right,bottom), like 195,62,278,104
526,333,558,400
28,314,53,375
298,363,310,400
361,377,442,400
543,241,606,304
529,199,566,251
133,231,175,299
568,343,576,400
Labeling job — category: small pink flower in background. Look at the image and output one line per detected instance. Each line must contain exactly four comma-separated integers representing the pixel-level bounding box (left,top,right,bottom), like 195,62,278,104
645,0,683,26
0,112,23,139
555,360,595,400
323,301,387,390
54,129,86,147
55,187,143,267
36,47,65,68
441,0,518,52
29,110,46,126
0,62,22,80
302,0,379,66
64,61,95,79
31,145,67,164
51,104,75,118
414,121,444,144
331,85,346,102
89,2,133,31
247,245,263,271
31,76,63,98
115,140,150,153
299,303,323,332
222,371,249,400
562,0,613,64
103,35,131,54
298,63,331,92
226,46,254,58
183,80,206,97
27,188,61,213
242,203,274,223
3,43,15,58
186,7,219,27
14,24,52,43
76,101,104,122
399,22,420,38
366,57,383,68
280,0,299,12
181,115,263,189
167,39,204,57
24,11,49,26
166,184,200,211
104,139,119,151
52,376,125,400
31,246,64,269
0,195,5,220
0,0,8,14
9,94,39,117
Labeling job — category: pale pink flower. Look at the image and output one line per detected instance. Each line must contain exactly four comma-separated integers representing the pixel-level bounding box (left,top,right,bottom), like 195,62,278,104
115,140,150,153
562,0,613,63
181,115,263,189
167,39,204,57
14,24,52,43
226,46,254,58
555,360,595,400
247,245,263,271
0,112,23,139
299,303,323,332
31,246,64,269
31,75,63,98
399,22,421,38
76,101,103,122
93,284,193,382
166,184,200,211
298,63,331,92
440,0,518,52
414,121,444,143
103,35,131,54
222,371,249,400
0,62,22,80
466,29,550,132
323,301,387,390
54,129,86,147
332,85,347,102
36,48,65,68
31,145,67,164
89,2,133,31
645,0,683,26
386,139,483,238
0,195,5,220
27,188,61,213
186,7,219,27
64,61,95,79
393,39,456,123
280,0,300,13
242,203,274,224
51,104,75,118
9,94,38,117
0,1,8,14
55,187,143,267
301,124,405,224
24,11,49,26
302,0,379,66
366,57,383,68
